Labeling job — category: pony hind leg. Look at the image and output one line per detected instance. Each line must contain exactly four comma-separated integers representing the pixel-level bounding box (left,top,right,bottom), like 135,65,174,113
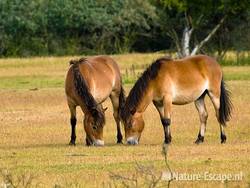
68,102,77,145
110,91,123,143
208,90,227,144
194,92,208,144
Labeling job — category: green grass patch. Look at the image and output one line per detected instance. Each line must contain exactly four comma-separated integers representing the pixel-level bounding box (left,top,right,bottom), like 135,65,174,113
0,54,250,90
0,75,64,89
224,72,250,80
0,71,249,90
220,57,250,66
122,76,137,85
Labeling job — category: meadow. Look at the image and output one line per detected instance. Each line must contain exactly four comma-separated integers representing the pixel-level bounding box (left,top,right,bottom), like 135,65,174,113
0,53,250,187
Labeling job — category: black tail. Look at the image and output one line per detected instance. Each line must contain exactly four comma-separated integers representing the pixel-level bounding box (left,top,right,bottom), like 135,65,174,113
118,85,126,118
219,79,233,126
71,60,105,127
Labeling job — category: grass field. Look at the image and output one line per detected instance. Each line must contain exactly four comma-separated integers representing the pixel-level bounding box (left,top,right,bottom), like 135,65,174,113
0,53,250,187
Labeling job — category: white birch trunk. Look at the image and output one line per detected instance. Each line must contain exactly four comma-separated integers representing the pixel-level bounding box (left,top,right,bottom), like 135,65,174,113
181,26,193,57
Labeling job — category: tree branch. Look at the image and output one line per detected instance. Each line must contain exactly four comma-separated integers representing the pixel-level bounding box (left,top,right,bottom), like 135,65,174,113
185,10,193,29
197,15,204,26
167,29,182,57
191,15,227,56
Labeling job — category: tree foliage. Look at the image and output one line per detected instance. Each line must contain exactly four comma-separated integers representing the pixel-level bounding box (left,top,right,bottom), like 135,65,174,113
0,0,161,56
157,0,250,57
0,0,249,57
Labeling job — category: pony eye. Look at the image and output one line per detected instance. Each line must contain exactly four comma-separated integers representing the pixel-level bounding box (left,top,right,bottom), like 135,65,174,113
93,126,97,130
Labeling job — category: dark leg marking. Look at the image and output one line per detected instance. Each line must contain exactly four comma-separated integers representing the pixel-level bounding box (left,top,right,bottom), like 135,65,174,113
161,118,171,126
117,130,123,144
161,118,172,144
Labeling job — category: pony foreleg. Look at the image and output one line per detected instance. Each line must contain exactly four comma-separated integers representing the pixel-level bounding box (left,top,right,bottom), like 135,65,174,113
114,113,123,143
112,106,123,143
110,92,123,143
153,98,172,144
163,97,172,144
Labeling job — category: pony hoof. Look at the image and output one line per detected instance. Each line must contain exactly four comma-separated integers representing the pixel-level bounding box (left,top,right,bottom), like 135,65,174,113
194,139,204,144
195,137,204,144
117,141,123,144
221,140,226,144
221,134,227,144
195,134,204,144
69,141,76,146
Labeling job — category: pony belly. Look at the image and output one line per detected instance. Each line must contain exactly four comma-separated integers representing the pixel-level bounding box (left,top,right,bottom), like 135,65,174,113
172,95,197,105
172,88,207,105
171,80,208,105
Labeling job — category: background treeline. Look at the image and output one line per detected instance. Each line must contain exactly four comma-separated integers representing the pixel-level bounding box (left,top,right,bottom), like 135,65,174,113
0,0,249,57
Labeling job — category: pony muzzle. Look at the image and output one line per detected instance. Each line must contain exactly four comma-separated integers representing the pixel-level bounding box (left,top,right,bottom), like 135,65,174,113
86,136,104,146
126,137,139,145
93,139,104,146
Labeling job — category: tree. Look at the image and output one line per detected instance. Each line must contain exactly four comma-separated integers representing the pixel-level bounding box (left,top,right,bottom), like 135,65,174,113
0,0,48,56
0,0,249,57
157,0,250,57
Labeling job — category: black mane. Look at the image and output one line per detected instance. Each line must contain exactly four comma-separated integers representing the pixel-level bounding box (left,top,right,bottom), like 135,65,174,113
71,58,105,127
120,57,172,122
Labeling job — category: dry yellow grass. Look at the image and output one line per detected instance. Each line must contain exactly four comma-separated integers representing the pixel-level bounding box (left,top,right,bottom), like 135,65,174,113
0,54,250,187
0,53,163,77
222,51,250,60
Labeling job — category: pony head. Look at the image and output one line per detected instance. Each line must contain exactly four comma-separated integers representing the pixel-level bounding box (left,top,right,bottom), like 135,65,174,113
121,108,145,145
84,106,107,146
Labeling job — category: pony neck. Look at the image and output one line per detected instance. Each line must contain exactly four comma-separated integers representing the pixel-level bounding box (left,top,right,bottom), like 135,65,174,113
134,87,153,114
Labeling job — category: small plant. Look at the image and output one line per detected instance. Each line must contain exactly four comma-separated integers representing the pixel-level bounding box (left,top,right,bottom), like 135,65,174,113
123,64,150,85
0,169,38,188
109,144,174,188
53,175,85,188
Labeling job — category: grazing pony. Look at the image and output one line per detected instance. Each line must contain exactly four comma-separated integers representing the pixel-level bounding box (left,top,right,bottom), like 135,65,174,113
65,56,125,146
120,55,232,145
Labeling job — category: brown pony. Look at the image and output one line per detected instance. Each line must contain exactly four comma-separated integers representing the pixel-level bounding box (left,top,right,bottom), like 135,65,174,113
65,56,125,146
120,55,232,145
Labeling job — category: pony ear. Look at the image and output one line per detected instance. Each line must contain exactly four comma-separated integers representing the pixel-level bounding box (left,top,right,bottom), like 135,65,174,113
69,59,77,65
91,108,99,117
